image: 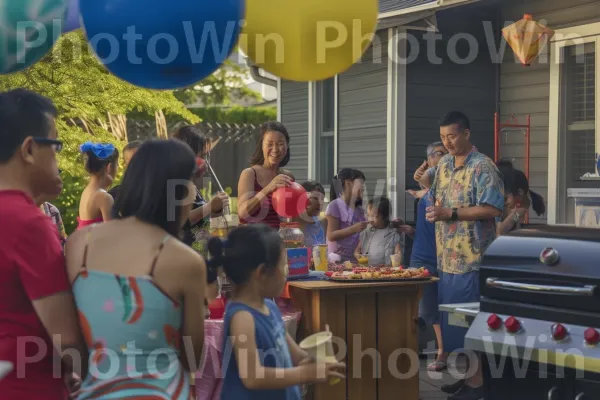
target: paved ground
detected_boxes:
[419,357,467,400]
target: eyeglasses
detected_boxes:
[32,137,63,153]
[429,150,447,158]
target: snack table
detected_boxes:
[288,279,437,400]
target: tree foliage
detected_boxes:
[0,31,200,232]
[173,58,261,106]
[189,105,277,124]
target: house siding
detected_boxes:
[338,30,389,200]
[500,0,600,223]
[404,3,499,222]
[280,80,309,182]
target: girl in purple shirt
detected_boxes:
[325,169,368,263]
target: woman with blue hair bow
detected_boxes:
[77,142,119,230]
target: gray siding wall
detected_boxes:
[280,80,309,182]
[404,3,499,222]
[338,30,389,200]
[500,0,600,223]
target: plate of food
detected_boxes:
[325,266,432,282]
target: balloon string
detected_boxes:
[206,160,229,216]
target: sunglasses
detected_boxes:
[32,137,63,153]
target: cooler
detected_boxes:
[567,188,600,228]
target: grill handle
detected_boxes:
[486,278,596,296]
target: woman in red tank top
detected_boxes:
[238,122,295,230]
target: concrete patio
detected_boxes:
[419,356,468,400]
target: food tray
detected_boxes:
[328,276,432,283]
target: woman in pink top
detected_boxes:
[77,142,119,230]
[325,168,368,263]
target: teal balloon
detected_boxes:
[0,0,67,74]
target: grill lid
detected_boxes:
[480,226,600,316]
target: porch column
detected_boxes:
[386,27,407,221]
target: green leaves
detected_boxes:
[173,58,261,107]
[0,31,203,233]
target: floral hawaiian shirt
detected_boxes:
[429,148,504,274]
[40,202,67,247]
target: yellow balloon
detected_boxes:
[239,0,378,81]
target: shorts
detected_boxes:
[438,270,480,354]
[411,259,439,325]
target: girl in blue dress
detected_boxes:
[207,224,345,400]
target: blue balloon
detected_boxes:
[63,0,80,33]
[80,0,245,90]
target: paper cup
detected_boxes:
[390,253,402,268]
[299,331,340,385]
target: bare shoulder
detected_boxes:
[230,309,255,332]
[239,167,256,181]
[65,227,89,256]
[163,237,206,279]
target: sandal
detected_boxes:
[427,360,447,371]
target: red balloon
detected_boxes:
[272,182,310,218]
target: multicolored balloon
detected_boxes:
[0,0,67,74]
[63,0,80,33]
[239,0,378,81]
[80,0,245,89]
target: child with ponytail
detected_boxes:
[326,168,368,263]
[77,142,119,230]
[207,224,345,399]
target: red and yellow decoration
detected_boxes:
[502,14,555,66]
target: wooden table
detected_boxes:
[288,279,438,400]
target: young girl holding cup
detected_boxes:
[207,224,345,399]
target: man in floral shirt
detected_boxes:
[421,111,503,400]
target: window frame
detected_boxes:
[308,76,338,187]
[548,22,600,224]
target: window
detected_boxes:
[549,25,600,224]
[317,78,336,185]
[563,42,596,183]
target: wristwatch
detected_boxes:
[450,208,458,221]
[513,212,521,224]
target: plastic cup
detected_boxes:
[390,253,402,268]
[299,331,340,385]
[357,254,369,265]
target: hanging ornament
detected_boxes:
[502,14,555,66]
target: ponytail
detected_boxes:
[530,191,546,216]
[206,238,223,284]
[329,168,366,202]
[207,224,284,286]
[329,174,340,202]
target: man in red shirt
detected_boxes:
[0,89,88,399]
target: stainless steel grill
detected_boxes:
[464,226,600,400]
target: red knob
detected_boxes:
[551,323,568,341]
[585,328,600,345]
[505,316,521,333]
[487,314,503,330]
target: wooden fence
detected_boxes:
[126,119,260,196]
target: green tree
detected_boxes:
[173,58,261,106]
[0,31,200,232]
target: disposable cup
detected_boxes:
[390,253,402,268]
[299,331,340,385]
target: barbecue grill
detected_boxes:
[465,225,600,400]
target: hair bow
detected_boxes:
[80,142,115,160]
